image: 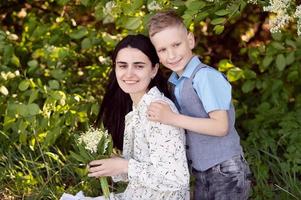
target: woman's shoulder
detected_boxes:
[147,87,179,113]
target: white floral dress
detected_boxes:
[112,86,189,200]
[60,87,189,200]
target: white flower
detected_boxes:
[263,0,294,33]
[147,1,161,11]
[268,13,292,33]
[78,126,108,154]
[263,0,290,14]
[295,5,301,18]
[294,5,301,36]
[247,0,257,4]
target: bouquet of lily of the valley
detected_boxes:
[70,125,113,199]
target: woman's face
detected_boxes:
[115,47,158,105]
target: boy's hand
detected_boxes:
[147,101,174,124]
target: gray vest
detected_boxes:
[171,63,243,171]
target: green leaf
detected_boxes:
[195,12,209,21]
[123,17,142,30]
[276,54,286,71]
[285,52,295,66]
[100,177,110,198]
[262,55,273,68]
[215,9,230,16]
[97,136,106,154]
[27,103,41,116]
[69,27,88,40]
[81,38,92,49]
[70,151,87,163]
[45,152,60,161]
[44,127,61,148]
[243,69,257,79]
[242,80,255,93]
[19,130,27,145]
[95,2,105,20]
[3,45,13,65]
[285,39,296,48]
[211,17,226,25]
[213,25,224,34]
[226,67,244,82]
[27,60,38,68]
[287,70,299,81]
[18,80,30,91]
[28,90,39,104]
[271,32,283,41]
[48,80,60,90]
[80,0,92,7]
[55,0,70,5]
[271,42,285,50]
[218,59,234,72]
[50,69,65,80]
[185,0,206,10]
[106,134,113,156]
[78,144,93,161]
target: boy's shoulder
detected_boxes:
[194,65,224,79]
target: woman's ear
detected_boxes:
[187,32,195,49]
[151,63,159,78]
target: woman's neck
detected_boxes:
[130,90,148,107]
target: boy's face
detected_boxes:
[150,25,195,76]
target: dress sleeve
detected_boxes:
[127,120,189,191]
[112,173,128,182]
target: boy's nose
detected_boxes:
[167,49,176,60]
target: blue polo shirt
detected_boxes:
[168,56,232,113]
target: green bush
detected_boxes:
[0,0,300,199]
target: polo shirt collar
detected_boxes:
[168,55,201,85]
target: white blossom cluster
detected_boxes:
[147,1,161,11]
[247,0,258,4]
[78,126,108,154]
[295,5,301,35]
[263,0,293,33]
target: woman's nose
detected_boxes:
[125,66,134,77]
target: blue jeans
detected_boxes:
[192,155,251,200]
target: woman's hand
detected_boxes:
[88,157,128,178]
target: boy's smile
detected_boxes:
[150,25,195,76]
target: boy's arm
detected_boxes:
[147,101,228,137]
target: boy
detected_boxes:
[147,10,251,200]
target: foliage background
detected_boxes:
[0,0,300,199]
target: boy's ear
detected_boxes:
[187,32,195,49]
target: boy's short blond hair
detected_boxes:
[148,10,186,37]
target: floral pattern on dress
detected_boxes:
[113,86,189,200]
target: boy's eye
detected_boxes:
[158,48,166,53]
[174,42,181,47]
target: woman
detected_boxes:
[61,34,189,200]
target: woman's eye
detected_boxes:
[117,65,127,69]
[136,65,144,69]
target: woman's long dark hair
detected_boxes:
[96,34,170,150]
